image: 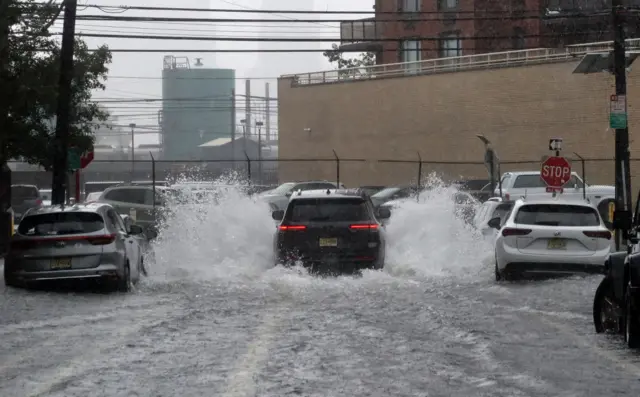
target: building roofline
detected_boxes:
[280,38,640,86]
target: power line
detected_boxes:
[53,3,592,16]
[36,45,590,53]
[68,14,595,23]
[55,31,607,42]
[107,75,280,80]
[68,23,339,34]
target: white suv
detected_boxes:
[490,198,612,281]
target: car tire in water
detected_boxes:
[115,263,131,292]
[593,278,619,334]
[494,256,503,282]
[625,282,640,348]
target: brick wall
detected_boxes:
[277,60,640,190]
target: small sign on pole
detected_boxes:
[549,138,563,151]
[610,94,628,129]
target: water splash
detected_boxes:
[145,173,492,287]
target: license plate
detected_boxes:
[51,258,72,270]
[547,239,567,250]
[319,238,338,247]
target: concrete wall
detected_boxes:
[277,60,640,189]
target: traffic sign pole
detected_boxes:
[612,0,633,251]
[545,138,567,197]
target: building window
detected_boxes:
[511,0,525,14]
[400,39,421,63]
[439,32,461,57]
[398,0,420,12]
[438,0,458,10]
[512,27,525,50]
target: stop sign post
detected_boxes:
[541,156,572,193]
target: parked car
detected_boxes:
[258,181,346,212]
[4,203,146,291]
[491,197,612,281]
[11,184,43,224]
[97,184,181,235]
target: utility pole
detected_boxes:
[51,0,78,205]
[0,0,11,163]
[265,82,271,143]
[129,123,136,181]
[612,0,633,250]
[245,79,251,140]
[230,88,236,169]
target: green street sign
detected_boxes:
[67,148,81,171]
[610,113,628,129]
[610,94,628,129]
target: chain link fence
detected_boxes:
[8,155,636,197]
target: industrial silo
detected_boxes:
[161,56,235,161]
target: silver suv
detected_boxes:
[98,185,178,235]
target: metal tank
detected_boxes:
[161,56,235,161]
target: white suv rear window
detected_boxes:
[515,204,600,227]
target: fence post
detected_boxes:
[416,151,422,202]
[244,151,251,181]
[332,149,340,187]
[573,152,586,200]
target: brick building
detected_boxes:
[339,0,639,64]
[276,39,640,189]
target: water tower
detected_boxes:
[161,55,236,161]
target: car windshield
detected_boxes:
[18,212,104,236]
[271,182,296,195]
[512,174,583,189]
[514,204,600,226]
[287,198,370,222]
[371,187,403,199]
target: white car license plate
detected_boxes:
[547,239,567,250]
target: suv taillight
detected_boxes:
[278,225,306,231]
[87,234,117,245]
[583,230,612,239]
[501,228,531,237]
[349,224,378,230]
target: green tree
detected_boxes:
[322,44,375,78]
[1,0,112,169]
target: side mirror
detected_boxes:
[146,228,158,240]
[377,207,391,220]
[120,215,133,230]
[129,224,144,235]
[272,210,284,221]
[487,216,502,230]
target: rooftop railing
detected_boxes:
[281,38,640,86]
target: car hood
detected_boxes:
[587,185,615,194]
[380,198,407,208]
[258,193,283,201]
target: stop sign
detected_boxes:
[541,156,572,188]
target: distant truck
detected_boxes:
[493,171,614,202]
[493,171,616,227]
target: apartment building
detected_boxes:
[339,0,638,64]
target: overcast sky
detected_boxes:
[53,0,372,145]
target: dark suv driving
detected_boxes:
[271,188,391,274]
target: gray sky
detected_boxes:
[54,0,372,145]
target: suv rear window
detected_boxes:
[18,212,105,236]
[515,204,600,227]
[287,198,371,222]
